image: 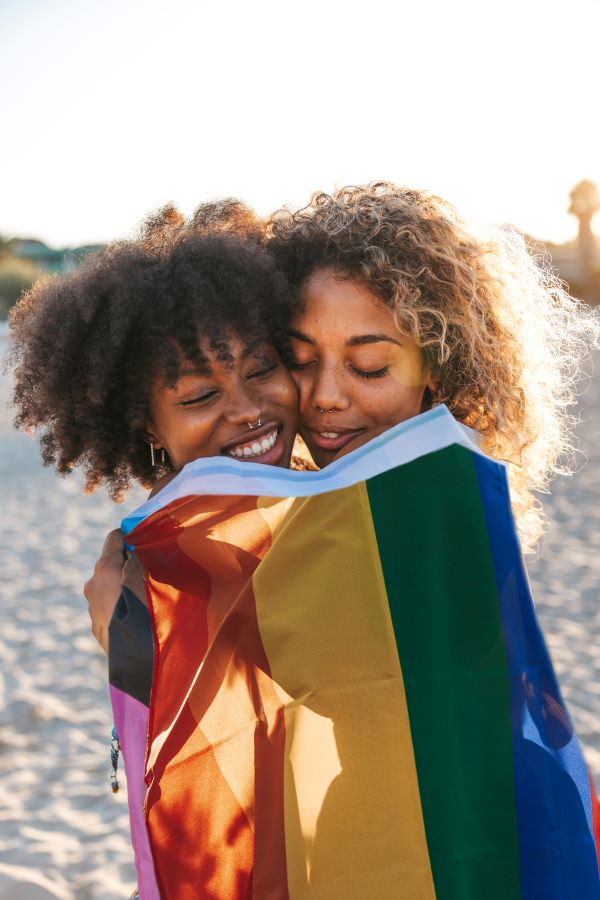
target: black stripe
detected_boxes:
[108,586,153,707]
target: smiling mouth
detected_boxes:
[222,424,285,464]
[226,426,278,458]
[306,427,366,452]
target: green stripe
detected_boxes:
[366,444,521,900]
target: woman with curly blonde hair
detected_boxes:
[74,187,600,896]
[268,182,599,551]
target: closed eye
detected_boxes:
[288,359,314,370]
[179,390,218,406]
[350,365,389,379]
[248,362,278,379]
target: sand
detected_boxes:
[526,357,600,781]
[0,324,146,898]
[0,321,598,898]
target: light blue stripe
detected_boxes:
[122,405,485,534]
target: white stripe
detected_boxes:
[122,406,492,533]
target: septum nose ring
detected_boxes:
[247,418,262,430]
[318,408,334,414]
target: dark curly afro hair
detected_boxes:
[8,200,292,498]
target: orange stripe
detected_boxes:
[146,702,254,898]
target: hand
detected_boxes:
[84,529,126,655]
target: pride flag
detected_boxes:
[110,406,600,899]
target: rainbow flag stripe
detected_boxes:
[112,406,600,899]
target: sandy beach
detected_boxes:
[0,321,599,899]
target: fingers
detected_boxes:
[90,619,108,655]
[83,576,93,604]
[92,530,127,580]
[100,528,126,563]
[83,574,110,655]
[84,529,127,656]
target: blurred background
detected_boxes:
[1,0,599,897]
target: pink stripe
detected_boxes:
[109,685,160,900]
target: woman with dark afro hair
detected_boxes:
[9,200,305,900]
[8,200,299,502]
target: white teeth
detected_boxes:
[227,428,279,459]
[321,432,339,438]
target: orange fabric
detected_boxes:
[133,495,289,899]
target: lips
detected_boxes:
[221,422,286,466]
[305,425,366,453]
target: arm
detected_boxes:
[84,529,127,654]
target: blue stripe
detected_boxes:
[473,452,600,899]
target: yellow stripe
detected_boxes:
[253,484,436,900]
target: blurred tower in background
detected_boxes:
[569,179,600,279]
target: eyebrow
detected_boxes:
[241,338,269,358]
[177,339,269,376]
[177,363,212,377]
[288,328,401,348]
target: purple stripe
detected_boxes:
[473,453,600,899]
[109,685,160,900]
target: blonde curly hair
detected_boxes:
[268,182,600,551]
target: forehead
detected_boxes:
[294,270,397,333]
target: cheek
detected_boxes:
[356,381,426,425]
[293,371,315,408]
[386,383,428,421]
[269,372,300,416]
[389,343,430,388]
[173,418,210,454]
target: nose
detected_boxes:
[223,382,264,426]
[308,362,350,413]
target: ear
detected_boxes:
[419,377,437,413]
[423,360,437,395]
[143,426,163,451]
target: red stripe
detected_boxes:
[146,702,254,898]
[131,494,289,898]
[589,770,600,874]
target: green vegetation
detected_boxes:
[0,255,41,319]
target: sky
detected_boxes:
[1,0,599,247]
